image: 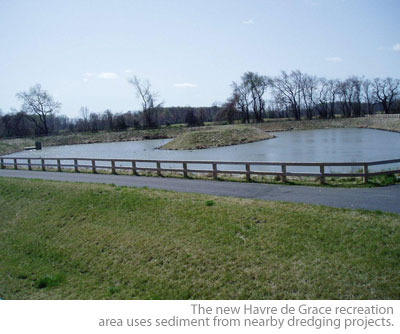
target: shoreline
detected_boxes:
[1,117,400,156]
[156,134,276,150]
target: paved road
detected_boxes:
[1,169,399,214]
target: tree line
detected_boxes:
[224,71,400,123]
[1,72,399,139]
[0,82,218,138]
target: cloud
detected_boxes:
[174,83,197,88]
[325,57,344,63]
[242,19,254,25]
[82,72,96,82]
[98,72,119,79]
[393,43,400,52]
[82,71,120,82]
[124,69,133,73]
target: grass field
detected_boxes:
[1,177,399,299]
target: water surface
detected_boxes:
[5,128,400,173]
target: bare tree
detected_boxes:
[232,81,251,123]
[315,78,330,119]
[337,79,353,118]
[271,71,303,120]
[361,79,375,115]
[102,109,114,130]
[314,78,339,119]
[128,76,162,128]
[347,76,363,117]
[242,72,269,122]
[300,73,318,120]
[327,79,340,118]
[79,106,90,132]
[216,94,239,124]
[372,77,400,114]
[89,113,100,132]
[16,84,61,135]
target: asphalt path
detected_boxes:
[1,169,399,214]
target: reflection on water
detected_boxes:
[5,128,400,173]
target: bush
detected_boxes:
[370,173,397,186]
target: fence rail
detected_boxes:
[1,156,400,184]
[367,114,400,118]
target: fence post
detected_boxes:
[91,159,96,174]
[281,164,287,182]
[111,160,116,174]
[0,158,4,169]
[183,162,188,178]
[28,159,32,170]
[320,165,325,184]
[363,163,369,183]
[57,159,61,172]
[74,159,79,172]
[132,161,137,175]
[245,163,251,182]
[41,158,45,171]
[14,158,18,170]
[157,161,162,176]
[212,163,218,179]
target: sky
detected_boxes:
[0,0,399,117]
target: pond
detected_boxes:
[5,128,400,173]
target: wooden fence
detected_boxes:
[367,114,400,118]
[1,156,400,184]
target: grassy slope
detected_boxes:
[0,137,36,156]
[0,127,183,156]
[1,177,399,300]
[160,125,274,150]
[254,116,400,132]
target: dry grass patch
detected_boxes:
[160,125,274,150]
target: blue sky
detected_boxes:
[0,0,399,117]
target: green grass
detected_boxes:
[160,125,274,150]
[1,177,400,299]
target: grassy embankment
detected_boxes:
[0,127,182,156]
[255,115,400,133]
[1,116,399,156]
[1,177,400,299]
[160,125,274,150]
